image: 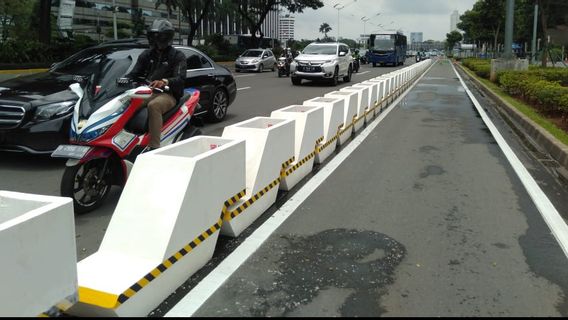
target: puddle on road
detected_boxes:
[420,165,446,178]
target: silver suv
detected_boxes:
[290,42,353,86]
[235,48,277,73]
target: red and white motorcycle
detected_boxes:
[52,76,201,214]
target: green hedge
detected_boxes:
[498,71,568,114]
[462,58,491,79]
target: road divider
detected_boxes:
[0,59,435,317]
[221,117,294,237]
[271,105,324,191]
[0,191,77,317]
[340,86,370,130]
[303,97,345,161]
[66,136,246,317]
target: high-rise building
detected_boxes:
[450,10,459,32]
[279,14,295,44]
[410,32,423,44]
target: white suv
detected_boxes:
[290,42,353,86]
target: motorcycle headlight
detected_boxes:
[79,124,111,142]
[33,101,75,121]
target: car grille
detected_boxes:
[0,104,25,129]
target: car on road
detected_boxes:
[290,42,353,86]
[0,39,237,154]
[235,48,277,73]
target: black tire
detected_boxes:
[343,65,352,83]
[61,159,113,214]
[181,125,202,140]
[292,77,302,85]
[207,88,229,122]
[258,64,264,73]
[235,69,241,73]
[330,67,339,86]
[372,62,377,68]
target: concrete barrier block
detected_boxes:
[221,117,294,237]
[324,90,358,138]
[271,105,323,191]
[68,136,246,316]
[0,191,77,317]
[340,86,369,131]
[303,97,344,164]
[354,82,379,119]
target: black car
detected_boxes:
[0,39,237,154]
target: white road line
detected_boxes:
[234,74,255,78]
[237,87,251,91]
[354,71,370,75]
[451,61,568,259]
[165,61,436,318]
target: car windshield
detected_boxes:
[242,50,263,57]
[302,45,337,55]
[51,47,144,76]
[373,39,395,51]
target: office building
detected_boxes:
[279,14,295,43]
[410,32,423,44]
[450,10,459,32]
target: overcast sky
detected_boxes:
[289,0,477,42]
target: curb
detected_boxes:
[455,62,568,177]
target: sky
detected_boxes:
[290,0,477,42]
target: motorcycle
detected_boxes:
[277,57,290,77]
[51,73,202,214]
[353,57,360,73]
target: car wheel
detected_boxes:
[372,62,377,68]
[258,64,264,73]
[207,88,229,122]
[330,67,339,86]
[343,65,352,83]
[292,77,302,85]
[235,69,241,73]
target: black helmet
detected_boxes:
[147,19,175,50]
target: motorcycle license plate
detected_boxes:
[51,145,92,159]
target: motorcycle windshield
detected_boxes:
[78,49,143,118]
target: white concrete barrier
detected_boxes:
[353,81,379,119]
[221,117,294,237]
[271,105,324,191]
[303,97,344,164]
[68,136,246,317]
[323,90,358,138]
[0,191,77,317]
[340,86,369,132]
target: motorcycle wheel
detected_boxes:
[61,158,113,214]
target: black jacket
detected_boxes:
[126,46,187,101]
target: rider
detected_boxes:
[353,49,361,61]
[121,19,187,151]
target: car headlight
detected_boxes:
[252,59,260,63]
[324,60,334,64]
[33,101,75,121]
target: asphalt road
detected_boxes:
[0,60,408,261]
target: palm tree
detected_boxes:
[319,22,332,39]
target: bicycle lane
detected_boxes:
[167,60,568,317]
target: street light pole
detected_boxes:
[333,4,344,43]
[503,0,515,59]
[531,1,539,64]
[112,0,117,40]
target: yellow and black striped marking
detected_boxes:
[224,177,282,221]
[78,217,226,309]
[281,152,315,177]
[281,156,295,170]
[222,189,247,216]
[317,124,343,153]
[114,218,224,306]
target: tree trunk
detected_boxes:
[39,0,52,45]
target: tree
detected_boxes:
[155,0,215,46]
[319,22,331,39]
[131,8,146,38]
[445,30,463,51]
[457,0,505,53]
[228,0,324,48]
[0,0,33,42]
